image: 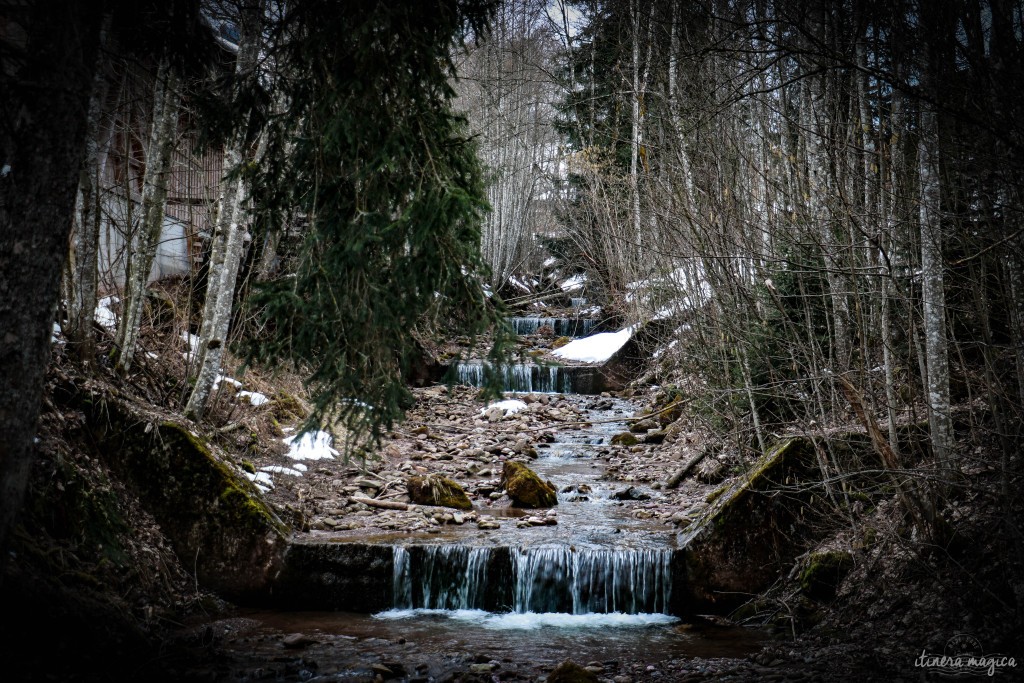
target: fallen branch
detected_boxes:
[664,448,709,489]
[348,496,409,511]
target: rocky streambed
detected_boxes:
[259,386,716,540]
[180,384,811,682]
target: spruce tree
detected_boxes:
[242,0,508,445]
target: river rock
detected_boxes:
[282,633,317,649]
[610,432,638,447]
[501,461,558,508]
[547,660,599,682]
[629,418,658,433]
[406,475,472,510]
[643,430,667,445]
[610,486,650,501]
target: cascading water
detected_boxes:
[453,362,592,394]
[391,545,673,615]
[392,545,495,611]
[509,317,596,337]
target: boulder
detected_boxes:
[406,475,472,510]
[799,550,854,600]
[609,432,638,447]
[501,461,558,508]
[79,392,287,601]
[610,486,650,501]
[681,437,820,613]
[643,430,667,445]
[628,418,659,433]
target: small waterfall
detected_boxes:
[509,317,596,337]
[512,547,672,614]
[570,297,588,308]
[393,545,502,611]
[392,545,673,615]
[452,362,587,394]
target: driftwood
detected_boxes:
[664,449,709,489]
[348,496,409,511]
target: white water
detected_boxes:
[375,608,678,630]
[390,544,674,615]
[453,362,578,393]
[509,317,596,337]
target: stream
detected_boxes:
[203,384,771,681]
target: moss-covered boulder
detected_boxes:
[800,550,853,600]
[501,461,558,508]
[86,397,287,601]
[406,475,472,510]
[681,437,820,613]
[546,660,599,682]
[610,432,638,447]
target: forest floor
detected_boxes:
[2,296,1022,682]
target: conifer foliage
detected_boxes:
[243,0,504,443]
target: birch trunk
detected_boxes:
[185,1,264,419]
[918,109,954,473]
[114,61,179,373]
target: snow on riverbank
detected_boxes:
[552,326,635,364]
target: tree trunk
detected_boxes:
[0,1,102,562]
[185,0,264,420]
[918,109,954,474]
[115,61,180,373]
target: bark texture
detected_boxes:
[185,0,264,419]
[115,61,180,373]
[0,1,102,559]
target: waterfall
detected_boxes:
[452,363,581,393]
[392,545,673,614]
[509,317,596,337]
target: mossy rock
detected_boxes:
[85,396,287,600]
[799,550,853,600]
[628,418,658,433]
[406,475,472,510]
[501,461,558,508]
[610,432,638,447]
[681,437,820,613]
[546,660,598,682]
[551,336,572,349]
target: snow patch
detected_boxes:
[95,296,118,329]
[238,390,269,406]
[181,331,201,357]
[283,430,338,460]
[559,273,587,292]
[243,470,274,492]
[480,399,528,417]
[213,374,243,391]
[51,322,63,344]
[552,326,635,364]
